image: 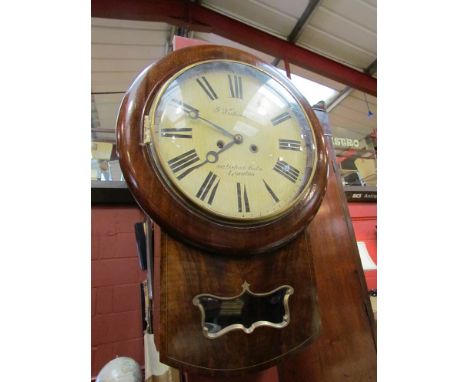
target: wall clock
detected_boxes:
[117,45,328,376]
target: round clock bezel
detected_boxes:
[117,45,328,255]
[146,59,317,225]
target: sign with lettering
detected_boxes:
[345,190,377,202]
[332,137,360,149]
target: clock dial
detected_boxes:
[147,60,317,222]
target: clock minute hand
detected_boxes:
[173,100,235,139]
[196,115,236,139]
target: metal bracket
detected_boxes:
[143,115,151,144]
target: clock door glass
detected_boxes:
[148,60,317,222]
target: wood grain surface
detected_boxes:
[277,138,377,382]
[156,230,321,376]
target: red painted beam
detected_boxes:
[91,0,377,96]
[91,0,211,31]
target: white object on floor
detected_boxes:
[144,333,169,378]
[357,241,377,270]
[96,356,142,382]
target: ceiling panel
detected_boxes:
[329,113,374,137]
[361,0,377,8]
[320,0,376,33]
[252,0,310,18]
[327,87,377,145]
[328,90,377,140]
[201,0,300,38]
[347,89,377,106]
[199,0,376,73]
[341,92,377,112]
[295,0,376,70]
[330,104,376,129]
[297,25,375,69]
[308,7,376,54]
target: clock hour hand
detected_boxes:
[176,137,240,180]
[172,99,235,139]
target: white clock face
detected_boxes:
[147,60,318,222]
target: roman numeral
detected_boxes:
[228,74,243,99]
[167,149,200,179]
[263,179,280,203]
[236,183,250,213]
[279,139,301,151]
[273,160,300,183]
[196,76,218,101]
[271,112,291,126]
[196,171,220,205]
[161,128,192,139]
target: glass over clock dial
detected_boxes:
[147,60,318,222]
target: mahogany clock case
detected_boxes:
[156,228,322,376]
[116,45,328,255]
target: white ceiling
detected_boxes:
[298,0,377,69]
[91,0,376,144]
